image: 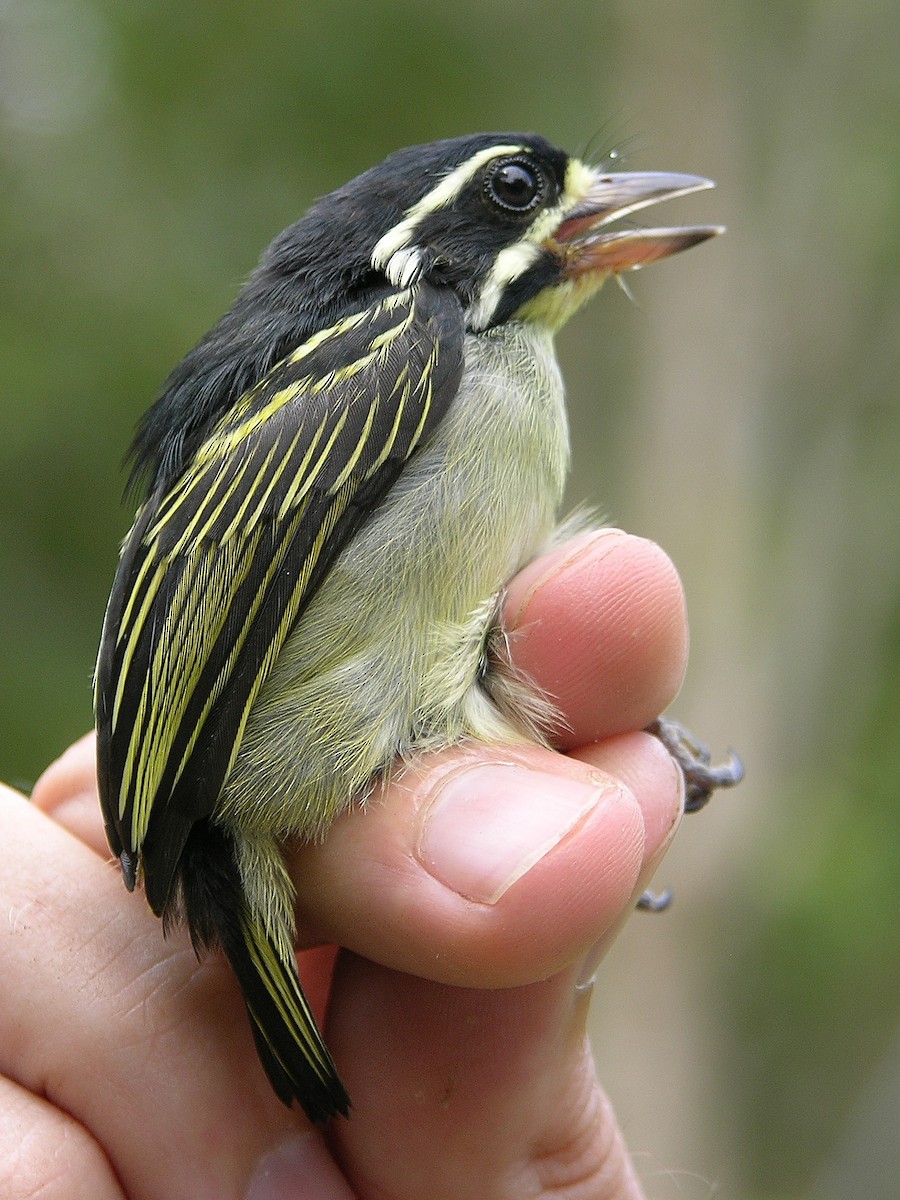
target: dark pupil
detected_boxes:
[491,162,539,210]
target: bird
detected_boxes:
[95,132,725,1122]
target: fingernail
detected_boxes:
[417,761,620,904]
[247,1133,350,1200]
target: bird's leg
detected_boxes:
[636,715,744,912]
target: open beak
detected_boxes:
[552,171,724,276]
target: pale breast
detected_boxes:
[220,321,570,836]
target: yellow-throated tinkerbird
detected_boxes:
[95,133,739,1122]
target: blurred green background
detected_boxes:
[2,1,898,1195]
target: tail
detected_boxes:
[178,821,350,1122]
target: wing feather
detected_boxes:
[96,283,464,912]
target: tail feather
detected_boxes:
[232,908,350,1118]
[178,820,350,1122]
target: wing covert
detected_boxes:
[95,283,464,912]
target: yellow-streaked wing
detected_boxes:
[95,283,464,914]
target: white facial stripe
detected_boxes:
[374,151,600,329]
[383,246,425,289]
[467,158,599,328]
[371,143,524,272]
[465,240,544,330]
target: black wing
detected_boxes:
[95,282,465,913]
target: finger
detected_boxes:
[31,732,107,857]
[0,1075,125,1200]
[572,731,683,873]
[34,726,682,990]
[293,732,682,987]
[0,782,340,1200]
[319,737,677,1198]
[504,529,688,749]
[327,957,647,1200]
[33,531,683,854]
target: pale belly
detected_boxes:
[219,322,570,838]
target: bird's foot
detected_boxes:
[646,715,744,813]
[636,715,744,912]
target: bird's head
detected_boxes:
[266,132,722,334]
[133,134,720,491]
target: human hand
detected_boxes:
[2,528,687,1200]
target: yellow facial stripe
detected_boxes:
[563,158,596,205]
[465,241,544,330]
[522,157,595,245]
[467,157,599,330]
[373,145,601,328]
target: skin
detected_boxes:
[0,528,688,1200]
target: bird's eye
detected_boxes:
[485,159,544,214]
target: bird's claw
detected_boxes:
[636,887,673,913]
[646,715,744,813]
